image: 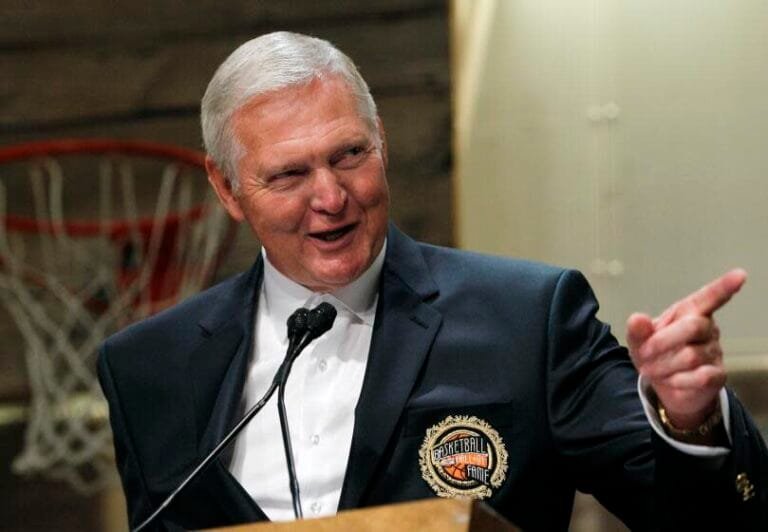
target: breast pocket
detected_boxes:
[404,402,516,437]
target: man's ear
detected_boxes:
[376,116,388,168]
[205,156,245,222]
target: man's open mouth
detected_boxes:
[309,223,357,242]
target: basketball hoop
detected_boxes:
[0,138,237,493]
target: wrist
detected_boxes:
[663,397,719,430]
[657,399,725,445]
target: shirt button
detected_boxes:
[311,502,322,515]
[311,434,320,445]
[318,359,327,372]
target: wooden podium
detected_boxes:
[206,499,519,531]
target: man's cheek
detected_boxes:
[358,181,388,207]
[271,202,308,231]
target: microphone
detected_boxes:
[307,302,337,337]
[283,302,337,368]
[132,305,331,532]
[286,307,310,356]
[277,302,337,519]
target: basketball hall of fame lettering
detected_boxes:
[419,415,508,499]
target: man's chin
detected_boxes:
[302,264,367,292]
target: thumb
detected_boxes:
[626,313,654,355]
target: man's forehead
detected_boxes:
[233,77,374,144]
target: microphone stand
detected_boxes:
[277,352,302,519]
[277,302,338,520]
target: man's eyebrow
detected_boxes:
[261,159,310,176]
[333,136,373,151]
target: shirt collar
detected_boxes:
[261,240,386,327]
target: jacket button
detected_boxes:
[735,472,755,502]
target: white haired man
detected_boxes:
[99,32,767,531]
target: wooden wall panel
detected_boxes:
[2,15,449,130]
[1,0,443,46]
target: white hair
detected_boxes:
[201,31,379,189]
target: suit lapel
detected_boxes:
[184,257,267,521]
[338,225,442,509]
[190,258,262,454]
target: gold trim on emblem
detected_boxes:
[419,415,508,499]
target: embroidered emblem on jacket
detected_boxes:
[419,415,508,499]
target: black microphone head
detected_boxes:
[307,302,337,335]
[287,307,309,338]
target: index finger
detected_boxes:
[684,268,747,316]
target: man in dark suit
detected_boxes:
[98,32,767,531]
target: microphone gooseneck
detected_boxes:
[132,305,329,532]
[278,302,337,519]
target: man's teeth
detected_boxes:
[315,227,348,241]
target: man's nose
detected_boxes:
[310,168,347,214]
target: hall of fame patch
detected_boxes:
[419,415,508,500]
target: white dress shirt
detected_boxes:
[229,243,385,521]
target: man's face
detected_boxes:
[208,76,390,292]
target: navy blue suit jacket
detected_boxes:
[99,225,767,531]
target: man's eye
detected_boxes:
[271,168,306,181]
[333,146,369,168]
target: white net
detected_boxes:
[0,146,234,493]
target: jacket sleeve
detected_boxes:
[544,269,767,531]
